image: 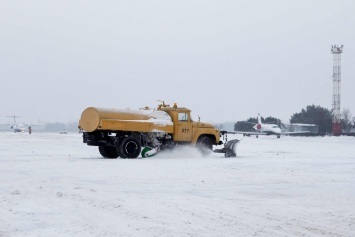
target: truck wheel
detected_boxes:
[98,146,119,158]
[118,137,141,159]
[197,136,213,156]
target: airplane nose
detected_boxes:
[256,124,261,129]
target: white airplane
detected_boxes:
[4,116,42,133]
[235,114,309,138]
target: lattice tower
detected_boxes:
[331,45,343,136]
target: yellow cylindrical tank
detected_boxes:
[79,107,173,132]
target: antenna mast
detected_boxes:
[331,44,343,136]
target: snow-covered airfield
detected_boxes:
[1,132,354,237]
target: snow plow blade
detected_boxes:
[213,139,240,157]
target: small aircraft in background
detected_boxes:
[3,115,43,133]
[235,114,309,138]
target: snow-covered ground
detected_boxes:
[0,132,354,237]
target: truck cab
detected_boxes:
[158,103,220,145]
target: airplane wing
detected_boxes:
[227,131,268,135]
[280,131,310,135]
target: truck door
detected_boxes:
[175,112,193,141]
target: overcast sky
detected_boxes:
[1,0,354,125]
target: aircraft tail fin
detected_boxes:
[257,113,262,125]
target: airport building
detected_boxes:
[287,123,319,135]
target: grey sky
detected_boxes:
[1,0,354,124]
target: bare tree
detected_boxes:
[341,108,352,132]
[214,123,224,130]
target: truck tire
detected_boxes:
[118,137,141,159]
[98,146,119,159]
[197,135,213,156]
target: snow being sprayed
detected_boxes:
[154,146,209,159]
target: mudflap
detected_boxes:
[213,139,240,157]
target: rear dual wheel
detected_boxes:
[117,137,141,159]
[98,146,119,159]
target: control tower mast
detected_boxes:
[331,44,343,136]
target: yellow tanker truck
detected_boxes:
[78,102,239,158]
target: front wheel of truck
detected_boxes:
[197,135,213,156]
